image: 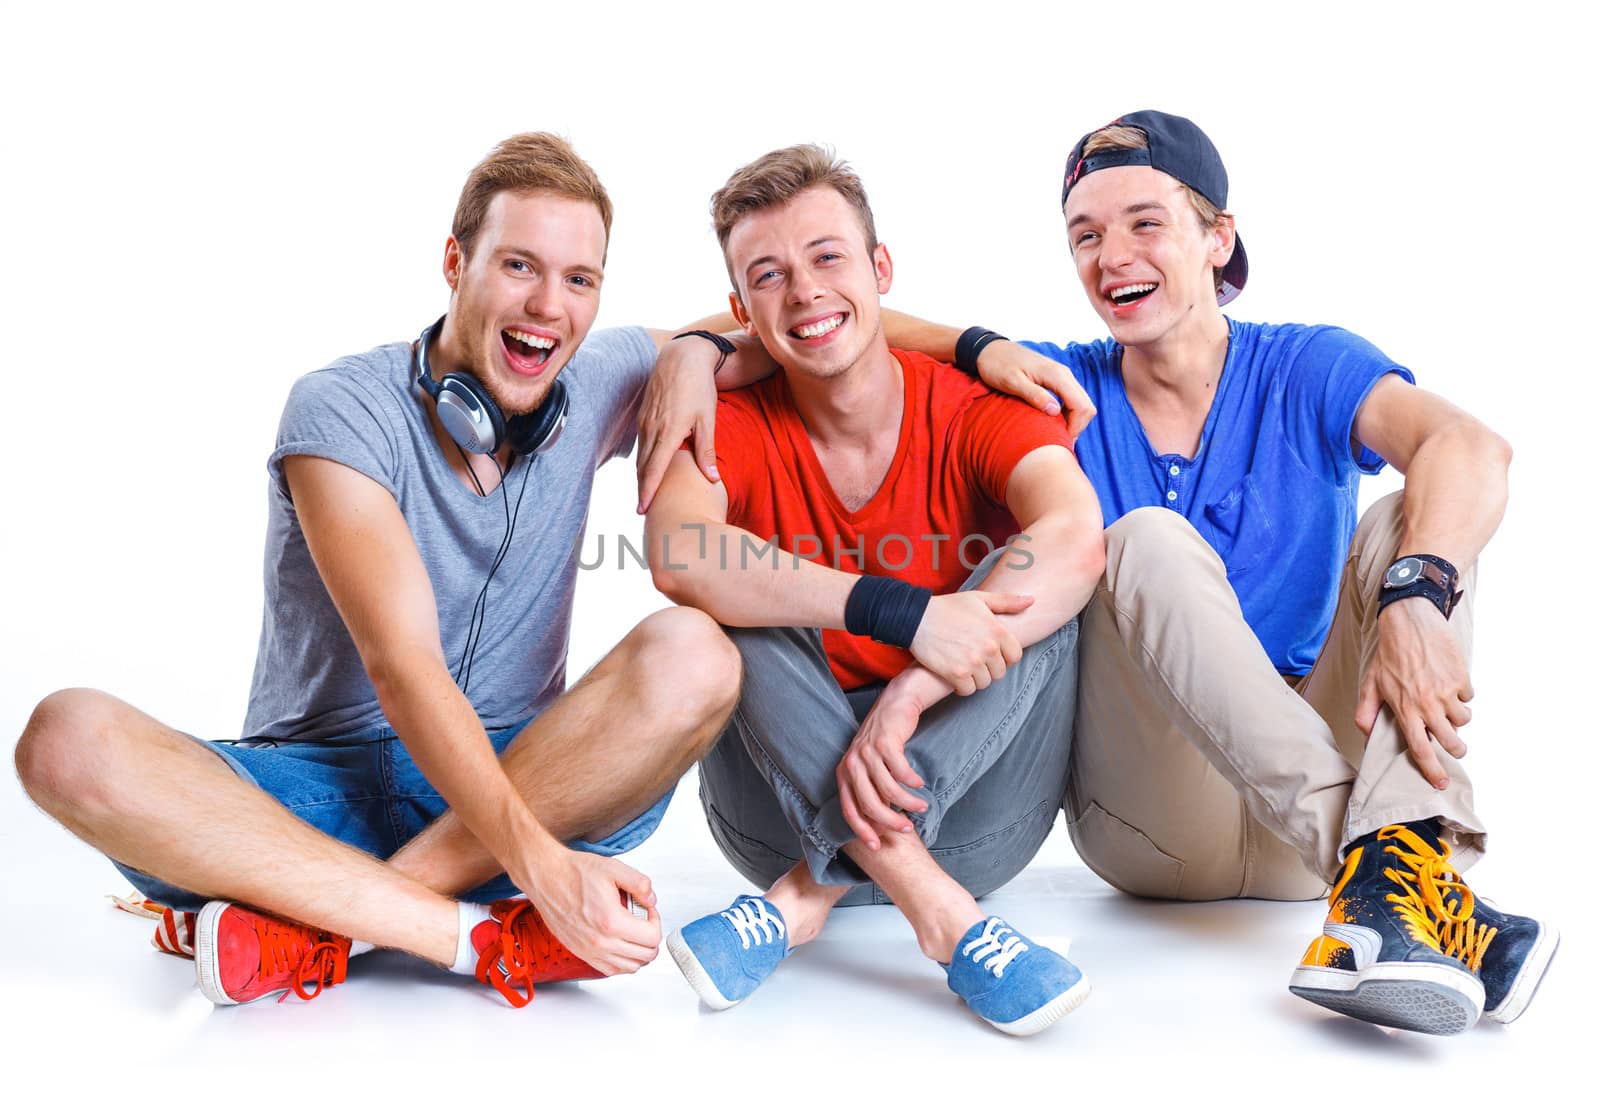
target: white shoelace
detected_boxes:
[961,917,1028,977]
[721,899,786,950]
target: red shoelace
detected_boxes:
[473,900,599,1008]
[253,916,349,1002]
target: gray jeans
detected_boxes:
[699,560,1079,905]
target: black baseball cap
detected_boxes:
[1061,110,1248,305]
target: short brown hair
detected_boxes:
[711,145,878,280]
[451,132,613,261]
[1081,126,1226,292]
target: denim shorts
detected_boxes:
[113,723,673,912]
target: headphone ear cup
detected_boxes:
[505,379,569,456]
[435,373,506,454]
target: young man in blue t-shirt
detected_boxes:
[636,111,1556,1037]
[891,111,1556,1037]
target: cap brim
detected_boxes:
[1217,234,1248,306]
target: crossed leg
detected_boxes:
[15,607,739,967]
[703,606,1077,962]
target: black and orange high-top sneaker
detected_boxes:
[1410,836,1561,1026]
[1289,822,1483,1035]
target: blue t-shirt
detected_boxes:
[1022,319,1412,674]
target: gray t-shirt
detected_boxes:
[243,326,656,742]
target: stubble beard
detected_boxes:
[459,326,552,418]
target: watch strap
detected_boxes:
[1378,553,1463,620]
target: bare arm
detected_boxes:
[644,449,858,628]
[880,309,1097,445]
[839,444,1107,846]
[283,455,657,973]
[635,306,1101,513]
[645,449,1037,694]
[635,313,778,514]
[1348,376,1514,788]
[1354,374,1513,568]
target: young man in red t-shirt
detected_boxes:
[645,146,1104,1036]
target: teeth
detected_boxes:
[1109,283,1157,301]
[507,329,555,350]
[792,314,844,339]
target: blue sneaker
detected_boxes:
[666,895,789,1009]
[945,916,1090,1036]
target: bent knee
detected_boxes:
[1102,508,1222,596]
[626,607,742,723]
[16,688,126,810]
[1348,490,1406,582]
[1104,506,1198,557]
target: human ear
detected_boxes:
[729,290,755,335]
[873,243,894,294]
[443,237,463,290]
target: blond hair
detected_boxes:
[451,133,613,261]
[711,145,877,283]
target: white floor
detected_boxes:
[3,762,1579,1092]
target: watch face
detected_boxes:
[1385,559,1422,588]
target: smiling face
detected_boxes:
[1063,165,1235,348]
[438,189,606,417]
[724,185,893,382]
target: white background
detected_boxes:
[2,1,1594,1089]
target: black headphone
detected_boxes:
[413,316,568,455]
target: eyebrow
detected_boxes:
[1066,202,1169,231]
[742,236,846,280]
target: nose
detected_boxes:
[786,264,824,305]
[525,275,562,320]
[1099,227,1136,272]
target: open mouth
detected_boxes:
[788,312,846,341]
[502,328,557,371]
[1105,283,1157,308]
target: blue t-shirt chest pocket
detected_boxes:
[1199,473,1278,577]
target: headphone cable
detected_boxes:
[454,452,533,693]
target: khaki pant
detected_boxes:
[1067,492,1486,901]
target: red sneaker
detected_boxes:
[471,899,605,1007]
[195,901,351,1005]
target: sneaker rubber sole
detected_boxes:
[194,900,236,1006]
[1289,962,1484,1035]
[666,928,740,1010]
[984,974,1093,1037]
[1484,921,1560,1025]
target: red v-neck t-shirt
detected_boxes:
[712,348,1072,689]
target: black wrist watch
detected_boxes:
[1377,554,1463,619]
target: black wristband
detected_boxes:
[672,329,737,373]
[1378,582,1456,619]
[1377,553,1463,620]
[844,575,932,649]
[953,326,1009,378]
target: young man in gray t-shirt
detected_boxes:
[16,133,741,1008]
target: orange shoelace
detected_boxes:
[1375,824,1498,971]
[253,918,348,1002]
